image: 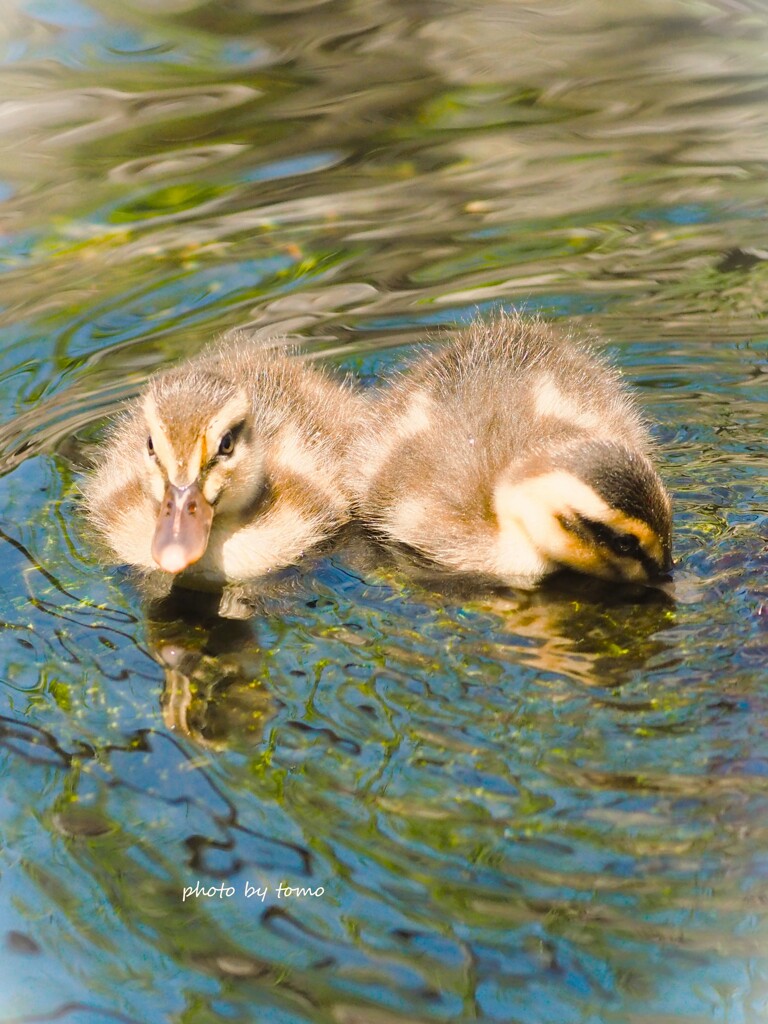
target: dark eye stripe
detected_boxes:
[556,513,591,543]
[575,516,645,561]
[560,514,667,579]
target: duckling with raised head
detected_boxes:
[351,312,672,587]
[84,336,361,587]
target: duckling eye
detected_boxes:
[577,517,644,561]
[218,431,235,457]
[613,533,642,559]
[147,436,155,457]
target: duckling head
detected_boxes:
[141,370,262,575]
[494,440,672,585]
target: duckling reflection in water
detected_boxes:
[336,525,676,692]
[351,312,672,588]
[146,588,278,747]
[83,335,362,589]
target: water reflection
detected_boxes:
[134,527,678,753]
[145,587,279,747]
[342,529,678,688]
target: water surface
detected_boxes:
[0,2,766,1023]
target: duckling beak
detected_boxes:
[151,482,214,574]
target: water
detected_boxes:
[0,1,766,1022]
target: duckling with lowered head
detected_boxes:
[84,335,361,587]
[350,313,672,588]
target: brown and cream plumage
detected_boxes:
[350,312,672,588]
[84,335,362,587]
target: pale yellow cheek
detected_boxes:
[148,462,166,503]
[554,535,610,577]
[202,472,222,505]
[203,467,236,506]
[204,457,264,514]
